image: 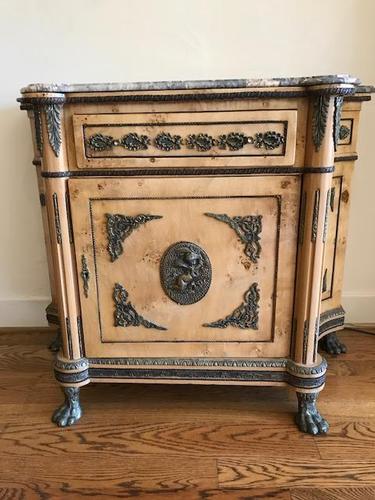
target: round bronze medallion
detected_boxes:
[160,241,212,305]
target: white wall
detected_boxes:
[0,0,374,325]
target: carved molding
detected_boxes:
[54,357,89,372]
[53,355,327,388]
[253,131,285,150]
[154,132,182,151]
[18,87,357,110]
[319,306,345,338]
[88,357,288,368]
[86,366,325,388]
[121,133,150,151]
[322,268,328,293]
[217,132,248,150]
[330,186,335,212]
[203,283,260,329]
[113,283,167,331]
[298,192,307,245]
[80,255,90,298]
[311,189,320,242]
[339,124,351,141]
[34,109,43,155]
[86,130,285,153]
[45,103,63,157]
[312,94,330,152]
[86,133,114,151]
[323,190,330,244]
[333,96,344,151]
[52,193,62,244]
[186,133,214,151]
[302,319,309,364]
[205,213,262,263]
[160,241,212,305]
[106,213,162,262]
[87,356,327,376]
[286,358,327,377]
[41,166,335,179]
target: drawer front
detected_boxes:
[73,110,297,169]
[69,176,300,359]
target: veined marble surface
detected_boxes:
[21,74,361,94]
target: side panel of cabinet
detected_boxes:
[69,175,300,358]
[321,162,353,312]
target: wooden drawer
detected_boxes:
[73,110,297,169]
[69,175,300,359]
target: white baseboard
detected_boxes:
[0,295,374,327]
[0,298,50,327]
[342,292,375,323]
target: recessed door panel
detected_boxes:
[69,175,300,358]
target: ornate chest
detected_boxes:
[18,75,372,434]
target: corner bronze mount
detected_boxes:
[106,213,162,262]
[28,97,65,158]
[113,283,167,331]
[203,282,260,329]
[312,95,330,152]
[205,213,262,263]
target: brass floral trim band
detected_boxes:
[86,130,285,153]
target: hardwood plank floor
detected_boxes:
[0,329,374,498]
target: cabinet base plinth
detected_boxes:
[52,356,328,431]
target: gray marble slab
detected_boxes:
[21,74,361,94]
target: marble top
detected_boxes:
[21,74,361,94]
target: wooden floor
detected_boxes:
[0,329,374,499]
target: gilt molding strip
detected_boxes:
[41,166,335,178]
[298,192,307,245]
[34,109,43,155]
[86,130,285,153]
[333,96,344,151]
[52,193,62,244]
[323,190,330,243]
[302,320,309,364]
[311,189,320,242]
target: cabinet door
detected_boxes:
[69,175,300,359]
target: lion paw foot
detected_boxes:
[320,332,347,355]
[296,393,329,435]
[52,387,82,427]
